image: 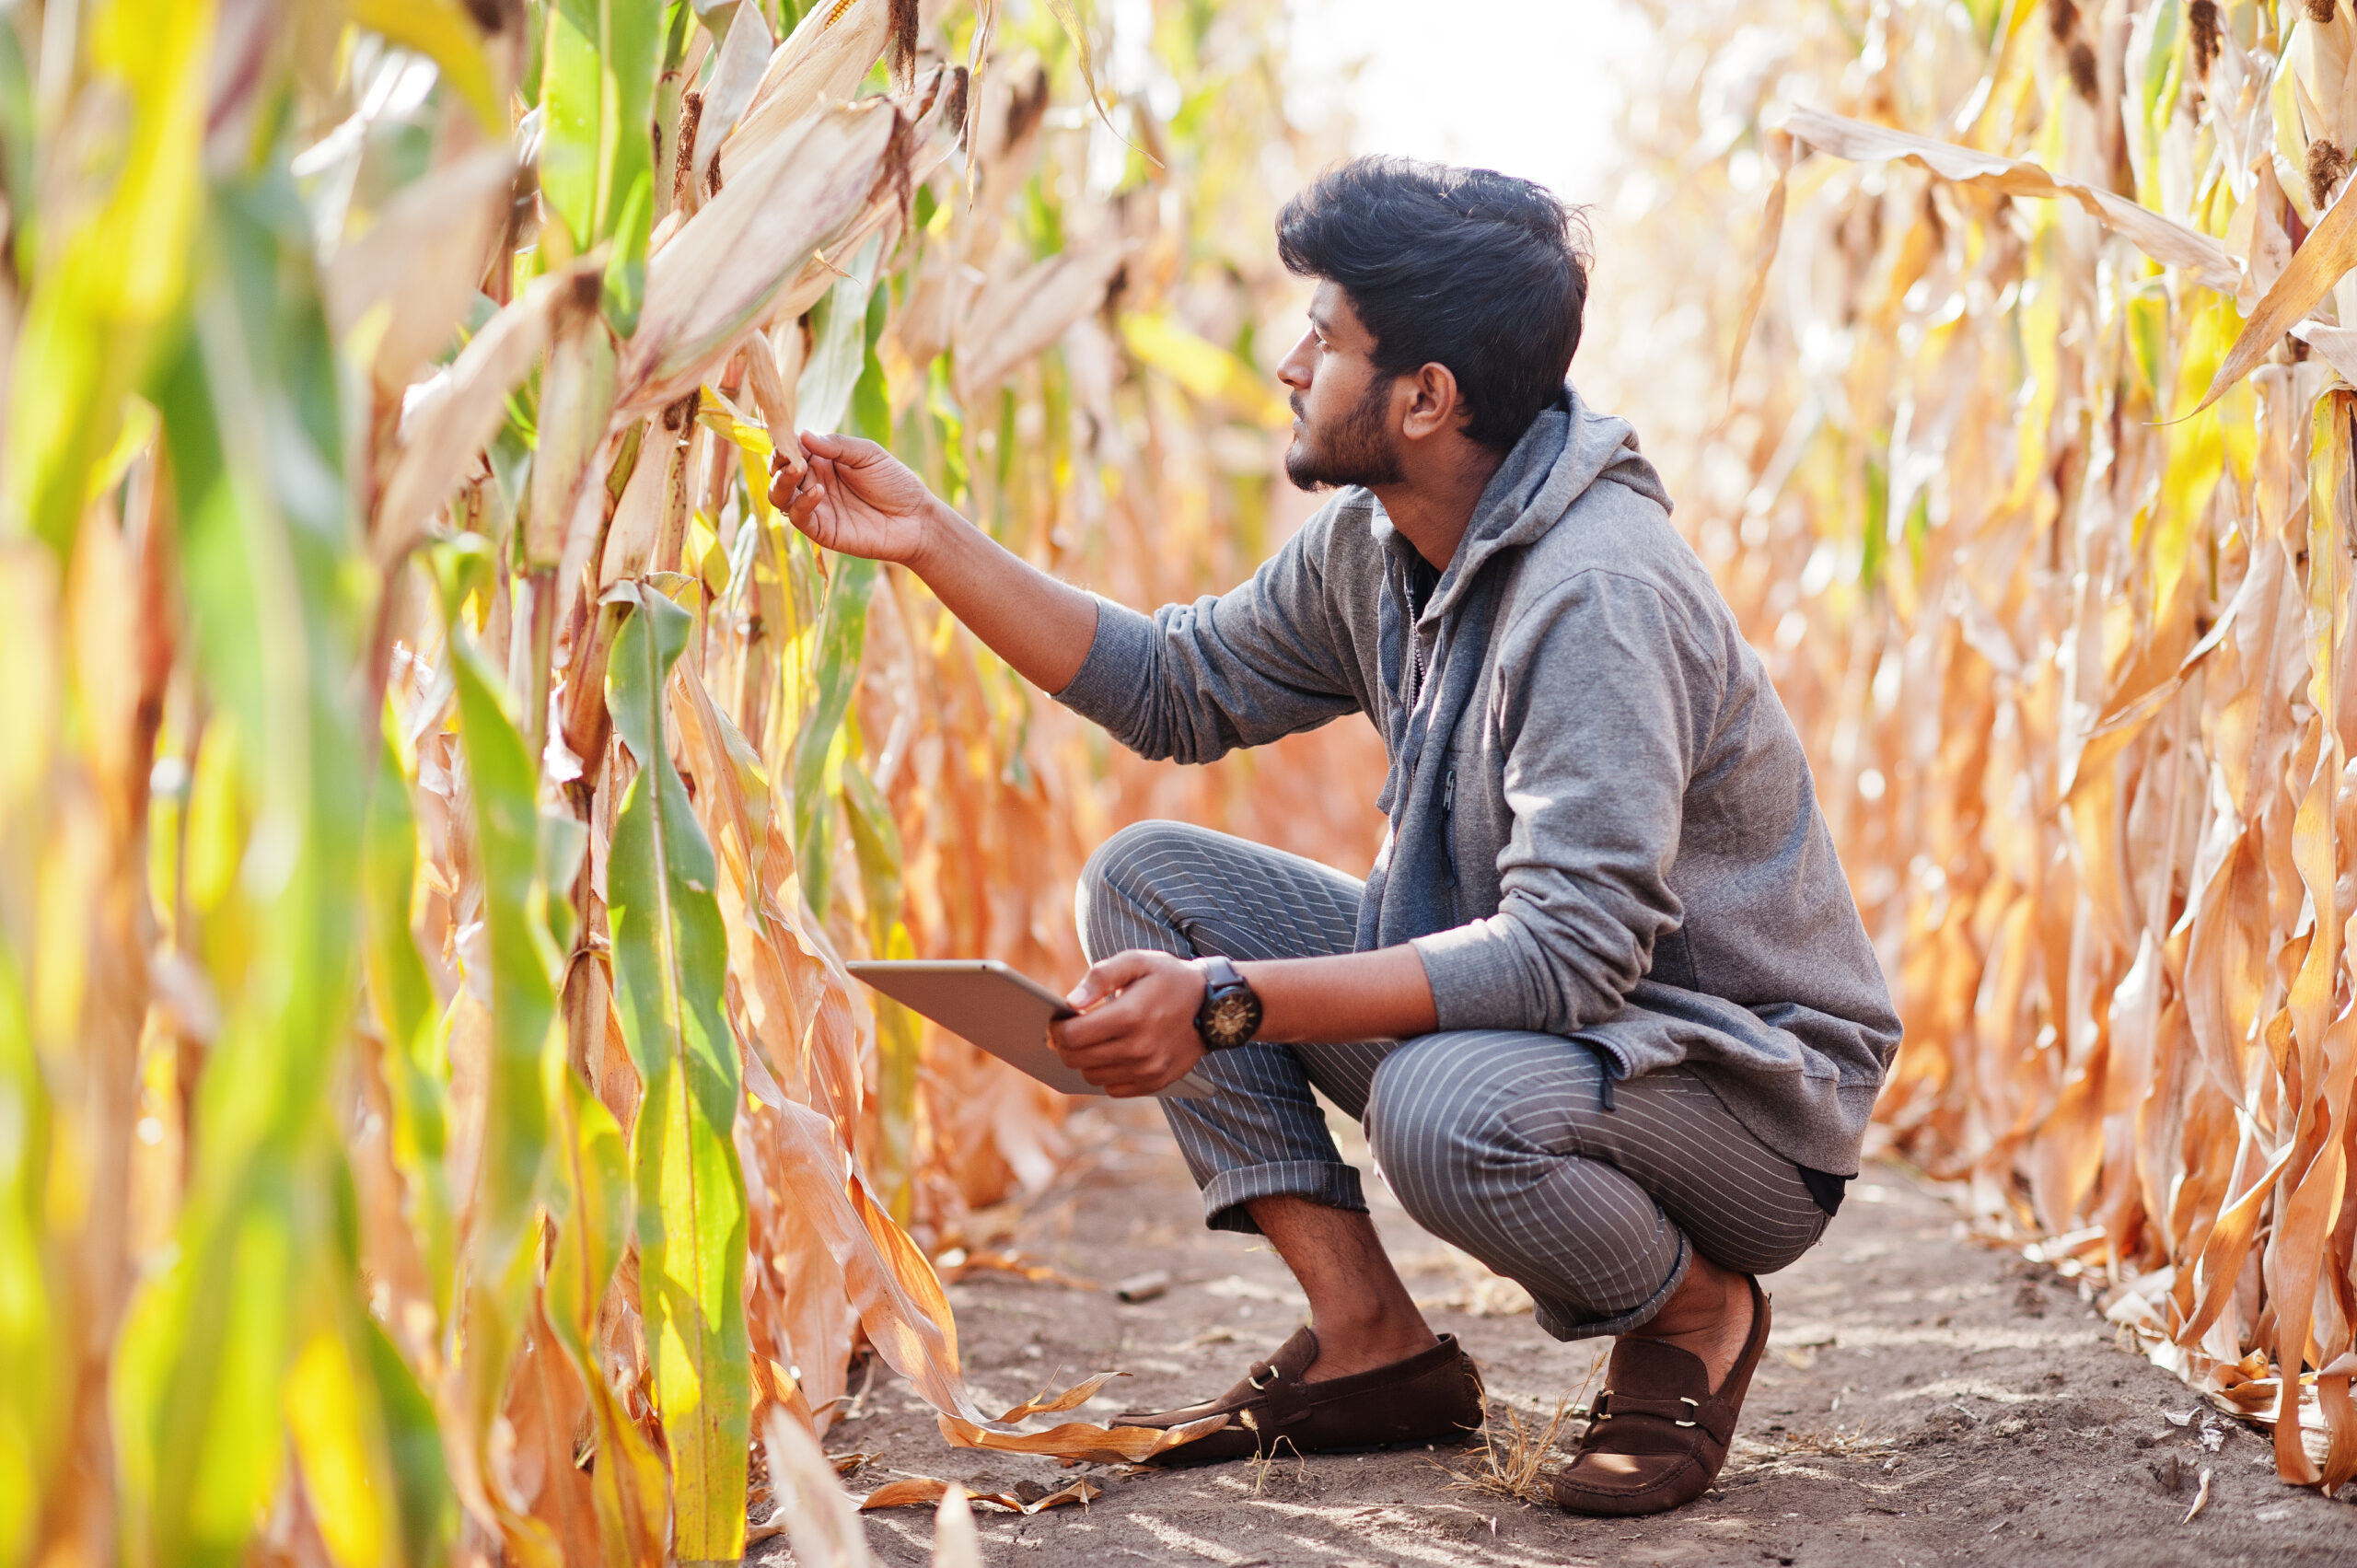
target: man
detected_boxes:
[769,157,1900,1517]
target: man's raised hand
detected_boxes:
[767,430,939,565]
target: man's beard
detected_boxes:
[1284,374,1402,491]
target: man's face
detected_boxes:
[1277,282,1402,491]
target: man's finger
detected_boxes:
[1051,999,1139,1053]
[1068,950,1160,1009]
[786,482,826,531]
[767,463,803,511]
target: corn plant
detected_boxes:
[0,0,1344,1562]
[1588,0,2357,1492]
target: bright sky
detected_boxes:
[1282,0,1652,207]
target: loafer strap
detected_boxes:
[1589,1388,1736,1446]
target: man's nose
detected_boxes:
[1276,331,1315,389]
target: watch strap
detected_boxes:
[1194,956,1261,1050]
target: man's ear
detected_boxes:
[1399,362,1463,442]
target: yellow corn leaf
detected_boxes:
[1724,130,1794,412]
[1119,310,1290,430]
[284,1327,393,1568]
[351,0,505,131]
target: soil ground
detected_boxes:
[766,1099,2357,1567]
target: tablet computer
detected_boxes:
[844,958,1217,1100]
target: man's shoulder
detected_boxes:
[1517,480,1705,598]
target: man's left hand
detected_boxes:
[1051,950,1213,1097]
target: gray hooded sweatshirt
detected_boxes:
[1053,386,1902,1178]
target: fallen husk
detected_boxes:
[857,1476,1103,1513]
[937,1411,1232,1466]
[931,1367,1232,1463]
[939,1249,1102,1292]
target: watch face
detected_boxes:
[1207,992,1258,1047]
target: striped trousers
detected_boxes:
[1076,820,1831,1341]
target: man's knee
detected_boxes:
[1075,819,1205,962]
[1364,1034,1526,1228]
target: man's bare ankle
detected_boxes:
[1303,1318,1440,1380]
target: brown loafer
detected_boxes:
[1550,1274,1771,1516]
[1119,1327,1486,1464]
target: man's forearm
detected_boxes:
[907,497,1101,693]
[1237,946,1439,1045]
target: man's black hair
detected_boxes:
[1276,157,1589,452]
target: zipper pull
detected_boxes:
[1443,769,1456,813]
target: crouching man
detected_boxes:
[770,156,1900,1517]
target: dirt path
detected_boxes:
[774,1100,2357,1566]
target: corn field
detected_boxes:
[22,0,2357,1561]
[0,0,1369,1562]
[1588,0,2357,1495]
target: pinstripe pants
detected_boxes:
[1076,820,1831,1341]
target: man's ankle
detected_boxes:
[1304,1314,1440,1379]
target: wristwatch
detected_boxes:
[1193,956,1263,1051]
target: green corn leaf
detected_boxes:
[362,706,456,1325]
[603,582,750,1566]
[796,234,884,436]
[543,1004,668,1568]
[362,1317,460,1568]
[6,0,209,557]
[447,636,561,1442]
[841,757,913,1213]
[601,170,654,339]
[540,0,667,263]
[850,277,892,444]
[789,555,877,916]
[0,20,35,280]
[116,149,368,1568]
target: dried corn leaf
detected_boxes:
[323,146,512,391]
[375,264,588,562]
[619,102,896,412]
[1782,108,2239,289]
[2194,186,2357,417]
[858,1475,1103,1512]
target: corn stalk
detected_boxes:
[1588,0,2357,1493]
[0,0,1338,1562]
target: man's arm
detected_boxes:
[775,434,1429,1091]
[771,432,1099,691]
[774,432,1364,762]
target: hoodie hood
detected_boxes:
[1369,381,1673,625]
